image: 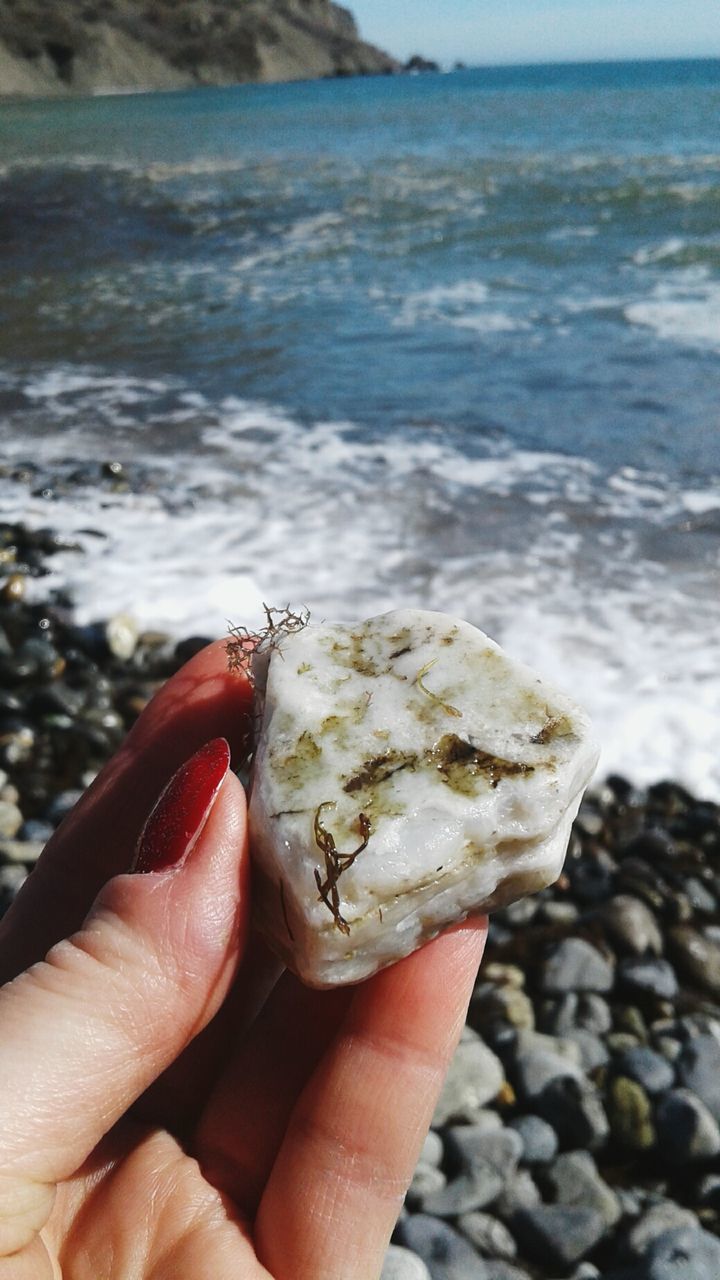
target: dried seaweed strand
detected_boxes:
[313,802,371,935]
[226,603,310,683]
[414,657,462,718]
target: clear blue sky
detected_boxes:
[350,0,720,66]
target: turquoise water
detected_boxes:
[1,60,719,793]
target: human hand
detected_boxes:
[0,640,486,1280]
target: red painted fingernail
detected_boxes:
[131,738,231,874]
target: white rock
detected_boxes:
[248,608,599,987]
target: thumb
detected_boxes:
[0,738,248,1257]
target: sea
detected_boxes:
[0,59,719,796]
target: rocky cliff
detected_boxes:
[0,0,398,97]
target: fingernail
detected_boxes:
[131,738,231,874]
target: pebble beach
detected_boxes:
[1,518,719,1280]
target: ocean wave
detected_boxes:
[625,281,720,352]
[2,370,719,797]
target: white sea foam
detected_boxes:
[2,372,719,799]
[396,280,526,335]
[625,282,720,351]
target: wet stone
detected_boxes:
[627,1202,700,1257]
[493,1169,541,1220]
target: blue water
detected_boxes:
[1,60,719,793]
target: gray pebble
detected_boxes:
[0,839,43,865]
[508,1115,558,1165]
[541,938,615,994]
[397,1214,487,1280]
[512,1204,606,1269]
[543,1150,622,1228]
[644,1225,720,1280]
[494,1169,541,1219]
[655,1088,720,1161]
[382,1246,432,1280]
[503,898,538,926]
[676,1035,720,1121]
[422,1128,522,1217]
[619,958,678,1001]
[513,1046,583,1101]
[433,1032,504,1125]
[598,895,663,957]
[614,1046,675,1094]
[457,1211,517,1260]
[627,1201,700,1256]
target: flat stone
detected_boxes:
[508,1115,558,1165]
[541,938,614,994]
[615,1047,675,1095]
[422,1127,523,1217]
[542,1150,621,1228]
[598,895,663,957]
[618,958,678,1002]
[397,1214,487,1280]
[433,1032,505,1125]
[607,1076,655,1151]
[676,1036,720,1122]
[655,1088,720,1161]
[534,1075,610,1151]
[457,1211,517,1260]
[512,1205,606,1269]
[668,927,720,999]
[382,1246,432,1280]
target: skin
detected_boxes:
[0,640,487,1279]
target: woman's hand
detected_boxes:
[0,640,486,1280]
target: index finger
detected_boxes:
[0,639,253,983]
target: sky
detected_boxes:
[350,0,720,66]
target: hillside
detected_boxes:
[0,0,399,97]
